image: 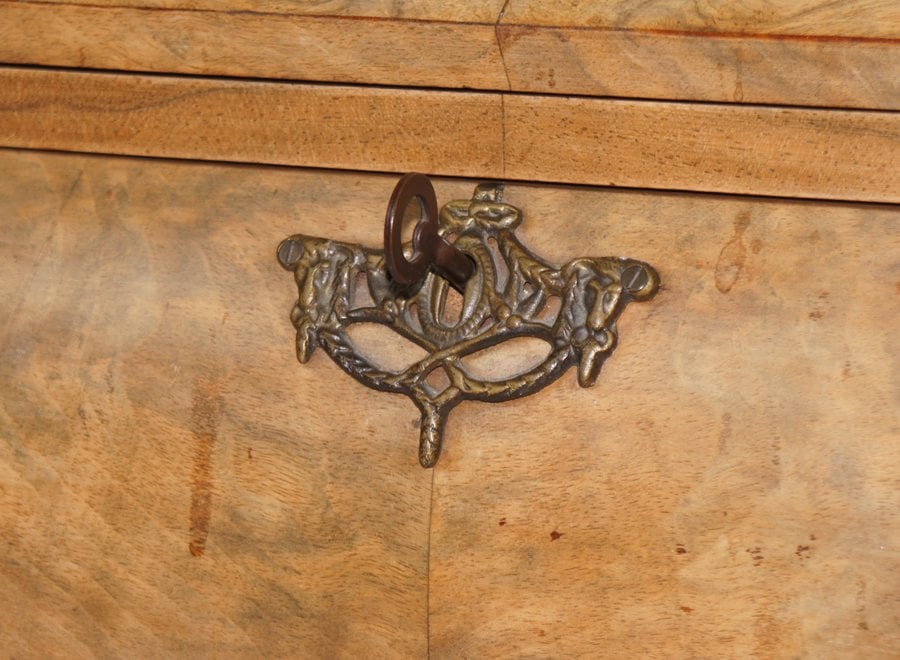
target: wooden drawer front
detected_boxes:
[1,149,896,657]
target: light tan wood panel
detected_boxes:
[497,25,900,108]
[428,186,900,657]
[22,0,898,35]
[0,67,504,178]
[1,149,898,657]
[0,1,508,92]
[19,0,505,21]
[503,0,900,37]
[3,1,898,109]
[504,95,900,201]
[0,149,446,657]
[499,0,900,106]
[2,66,898,202]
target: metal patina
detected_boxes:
[277,175,659,468]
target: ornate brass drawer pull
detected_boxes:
[277,175,659,468]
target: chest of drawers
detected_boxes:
[1,2,897,656]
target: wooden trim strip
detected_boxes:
[0,2,509,93]
[497,26,900,109]
[15,0,900,38]
[6,0,507,22]
[0,68,505,177]
[0,67,897,202]
[503,95,900,201]
[500,0,900,39]
[1,1,898,109]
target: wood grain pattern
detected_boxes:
[497,25,900,108]
[503,0,900,37]
[2,67,898,203]
[0,1,509,92]
[503,95,900,201]
[22,0,898,35]
[2,149,897,656]
[1,0,897,108]
[0,67,504,178]
[428,185,900,658]
[0,149,444,657]
[17,0,506,21]
[498,0,900,106]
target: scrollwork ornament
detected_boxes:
[278,179,659,467]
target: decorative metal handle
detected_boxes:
[277,175,659,468]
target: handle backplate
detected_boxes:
[278,177,659,468]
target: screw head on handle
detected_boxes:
[621,264,651,295]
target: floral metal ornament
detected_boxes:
[277,175,659,468]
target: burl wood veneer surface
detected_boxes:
[428,185,900,657]
[1,149,898,657]
[2,0,897,108]
[0,150,437,657]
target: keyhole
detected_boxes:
[438,285,465,326]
